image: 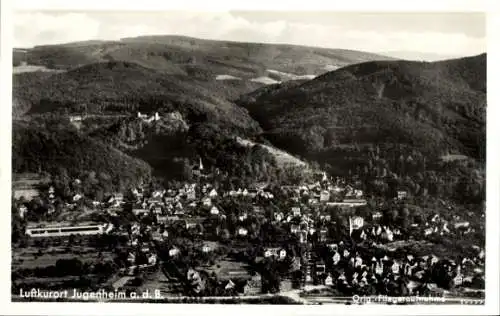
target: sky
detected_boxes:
[13,11,486,60]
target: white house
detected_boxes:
[238,227,248,236]
[391,262,400,274]
[127,252,136,263]
[201,245,212,253]
[291,207,301,217]
[279,249,287,260]
[325,274,333,286]
[169,247,180,257]
[210,206,220,215]
[397,190,408,200]
[381,227,394,241]
[18,205,28,219]
[148,254,157,265]
[332,252,341,265]
[208,189,218,198]
[355,256,363,268]
[454,221,470,229]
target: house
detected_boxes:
[202,197,212,207]
[372,211,383,221]
[279,249,287,260]
[210,206,220,215]
[355,256,363,268]
[127,252,136,264]
[308,198,319,205]
[114,193,124,203]
[324,274,334,286]
[69,115,83,122]
[320,191,330,202]
[151,206,162,215]
[391,262,400,274]
[259,191,274,199]
[332,252,341,265]
[264,248,281,258]
[350,216,364,230]
[73,194,83,202]
[431,214,440,222]
[381,227,394,241]
[454,221,470,229]
[18,205,28,219]
[319,229,328,242]
[185,218,201,229]
[397,190,408,200]
[315,262,326,275]
[354,189,363,198]
[264,249,273,258]
[201,245,212,253]
[248,189,258,198]
[151,190,164,198]
[237,227,248,236]
[243,274,262,295]
[169,247,180,257]
[424,227,434,236]
[225,280,236,290]
[291,207,301,217]
[208,189,218,198]
[299,230,308,243]
[253,206,264,214]
[186,190,196,201]
[148,254,157,265]
[132,205,149,216]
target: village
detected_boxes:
[11,159,485,304]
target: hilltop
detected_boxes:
[238,54,486,160]
[13,35,392,83]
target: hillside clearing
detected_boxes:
[236,137,308,169]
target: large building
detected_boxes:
[25,222,114,238]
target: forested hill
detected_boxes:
[12,119,152,199]
[13,61,261,135]
[238,53,486,161]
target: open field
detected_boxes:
[12,246,114,269]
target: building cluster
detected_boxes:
[13,160,485,298]
[316,242,485,295]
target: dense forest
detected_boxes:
[12,119,152,198]
[238,54,486,161]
